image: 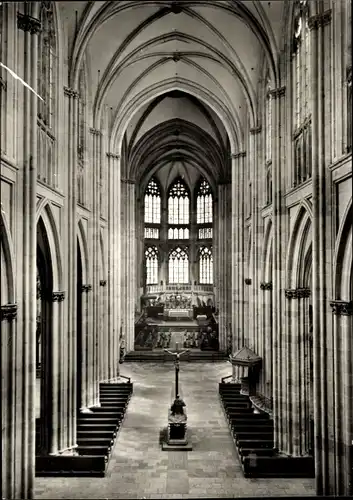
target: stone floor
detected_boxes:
[34,362,316,499]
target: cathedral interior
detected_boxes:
[1,1,352,499]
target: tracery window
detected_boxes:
[144,178,161,224]
[197,178,213,224]
[199,246,213,284]
[145,246,158,285]
[292,0,312,186]
[168,227,189,239]
[37,1,56,128]
[37,1,57,187]
[77,67,86,205]
[196,178,213,239]
[168,179,189,225]
[168,247,189,284]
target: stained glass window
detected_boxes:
[145,227,159,239]
[144,178,161,223]
[168,247,189,284]
[197,179,213,224]
[198,227,213,239]
[199,246,213,284]
[145,246,158,284]
[168,227,189,239]
[168,179,189,224]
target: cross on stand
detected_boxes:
[164,342,189,398]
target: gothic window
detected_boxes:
[145,246,158,284]
[77,67,86,205]
[168,179,189,224]
[168,247,189,284]
[197,178,213,224]
[198,227,213,239]
[347,66,352,153]
[168,227,189,239]
[144,178,161,224]
[144,227,159,239]
[265,82,272,164]
[199,246,213,284]
[292,0,311,187]
[37,1,56,128]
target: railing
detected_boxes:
[145,284,214,294]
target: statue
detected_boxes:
[170,395,186,416]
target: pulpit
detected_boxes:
[229,346,262,396]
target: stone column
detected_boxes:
[89,127,102,407]
[121,179,136,353]
[80,284,92,408]
[284,287,311,456]
[249,127,263,356]
[99,279,108,381]
[231,152,246,378]
[330,300,353,496]
[309,9,334,495]
[217,181,231,351]
[50,291,65,454]
[63,85,79,451]
[1,304,18,499]
[15,9,41,498]
[271,85,287,454]
[107,152,121,379]
[260,282,273,399]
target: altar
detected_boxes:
[165,308,193,320]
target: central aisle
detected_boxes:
[35,362,315,499]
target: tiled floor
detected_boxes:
[34,362,316,499]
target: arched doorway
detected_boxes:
[77,240,83,410]
[36,217,53,455]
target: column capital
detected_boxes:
[1,303,18,321]
[308,10,332,30]
[231,151,246,159]
[106,152,120,160]
[81,284,92,293]
[260,282,272,291]
[285,287,311,299]
[17,12,41,34]
[89,127,102,136]
[100,280,107,287]
[245,278,252,285]
[63,86,79,99]
[269,86,286,99]
[330,300,353,316]
[250,126,262,135]
[52,291,65,302]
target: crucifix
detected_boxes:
[164,342,189,398]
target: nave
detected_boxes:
[34,363,315,499]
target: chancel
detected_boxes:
[0,1,352,499]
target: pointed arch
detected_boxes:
[334,200,353,300]
[167,177,190,225]
[262,218,273,283]
[36,201,62,290]
[77,219,89,284]
[286,204,313,288]
[0,211,15,304]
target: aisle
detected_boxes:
[35,362,315,499]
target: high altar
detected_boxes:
[134,292,220,351]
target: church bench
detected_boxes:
[35,455,107,477]
[236,438,274,448]
[240,447,277,458]
[76,436,114,446]
[78,423,118,432]
[223,402,253,410]
[232,419,272,428]
[226,408,255,416]
[228,412,269,420]
[235,431,274,443]
[233,424,274,435]
[77,445,111,456]
[242,455,315,478]
[79,410,124,420]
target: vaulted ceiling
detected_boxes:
[59,0,289,184]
